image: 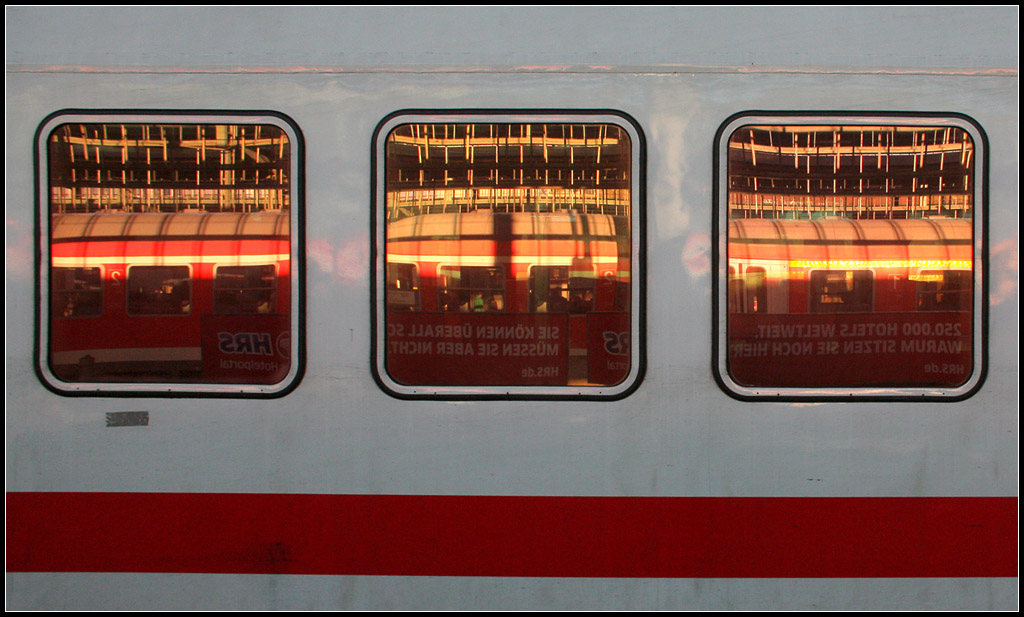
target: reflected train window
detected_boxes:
[38,112,303,395]
[52,267,102,318]
[716,114,985,398]
[809,270,873,313]
[730,266,766,314]
[386,263,421,312]
[916,270,971,311]
[529,266,595,314]
[438,266,505,313]
[373,112,644,398]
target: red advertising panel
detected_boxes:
[587,312,631,386]
[386,312,569,386]
[729,312,972,388]
[201,314,291,384]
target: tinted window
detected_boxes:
[376,114,642,396]
[719,117,983,395]
[41,115,301,394]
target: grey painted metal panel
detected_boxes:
[6,6,1019,72]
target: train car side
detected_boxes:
[5,6,1017,611]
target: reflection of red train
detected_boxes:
[728,218,973,315]
[49,211,291,382]
[386,211,631,370]
[386,211,631,314]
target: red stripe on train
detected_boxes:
[5,493,1016,577]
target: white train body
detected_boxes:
[5,6,1017,610]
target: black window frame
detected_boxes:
[713,111,987,401]
[371,109,646,400]
[34,109,305,398]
